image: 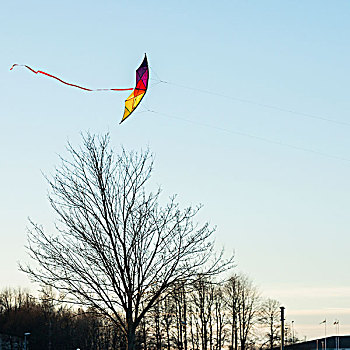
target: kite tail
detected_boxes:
[9,64,134,92]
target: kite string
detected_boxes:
[149,67,350,128]
[10,64,134,92]
[144,107,350,164]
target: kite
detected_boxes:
[10,54,149,123]
[120,54,149,124]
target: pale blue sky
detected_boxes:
[1,0,350,340]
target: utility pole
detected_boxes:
[280,307,285,350]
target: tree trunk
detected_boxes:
[234,326,238,350]
[127,326,136,350]
[143,321,147,350]
[183,287,188,350]
[270,320,274,350]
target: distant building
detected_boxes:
[0,333,23,350]
[284,335,350,350]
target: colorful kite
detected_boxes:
[10,55,149,123]
[120,54,149,124]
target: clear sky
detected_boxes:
[1,0,350,340]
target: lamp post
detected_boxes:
[24,332,31,350]
[280,307,285,350]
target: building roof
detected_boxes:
[282,335,350,350]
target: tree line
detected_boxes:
[0,276,298,350]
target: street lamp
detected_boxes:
[24,332,31,350]
[280,307,285,350]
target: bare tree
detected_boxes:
[213,286,228,350]
[224,275,239,350]
[191,277,215,350]
[225,274,260,350]
[258,298,280,350]
[21,134,233,350]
